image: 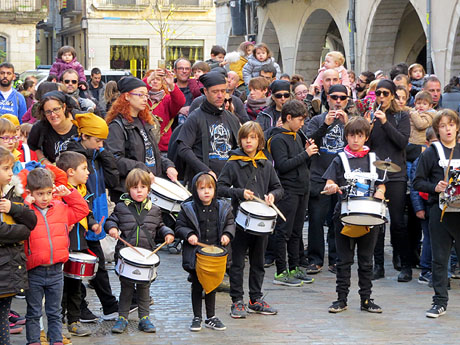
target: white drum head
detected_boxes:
[119,247,160,265]
[240,201,277,217]
[69,252,97,261]
[151,177,189,201]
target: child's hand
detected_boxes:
[92,223,102,235]
[416,210,425,219]
[53,185,71,197]
[219,61,228,67]
[435,180,448,193]
[323,183,341,195]
[188,234,198,245]
[0,199,11,213]
[264,193,274,205]
[305,140,318,157]
[221,234,230,246]
[166,167,178,182]
[276,117,283,128]
[164,234,175,244]
[25,194,35,204]
[149,172,155,185]
[243,189,254,200]
[108,228,119,239]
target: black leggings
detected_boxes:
[0,296,12,345]
[190,271,216,319]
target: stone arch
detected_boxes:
[261,18,282,71]
[294,9,345,84]
[365,0,426,74]
[446,1,460,81]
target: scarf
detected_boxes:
[228,150,268,168]
[247,97,269,112]
[200,99,223,116]
[282,131,297,141]
[344,144,370,158]
[148,90,165,104]
[68,182,88,230]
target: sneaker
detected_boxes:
[248,298,277,315]
[9,310,26,325]
[360,299,382,313]
[328,300,348,313]
[290,267,314,284]
[14,291,26,299]
[230,300,247,318]
[62,334,72,345]
[40,330,72,345]
[204,316,226,331]
[168,239,182,254]
[418,271,433,285]
[305,263,322,274]
[9,323,23,334]
[264,257,275,268]
[328,264,337,274]
[189,317,202,332]
[426,304,446,318]
[79,308,98,323]
[101,311,118,321]
[397,267,412,282]
[111,316,128,334]
[138,316,156,333]
[67,322,91,337]
[273,270,303,287]
[299,256,309,268]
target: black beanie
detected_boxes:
[376,79,397,95]
[269,80,290,94]
[199,72,227,88]
[117,77,146,94]
[328,84,348,95]
[41,90,79,110]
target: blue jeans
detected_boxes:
[26,264,64,345]
[419,216,432,273]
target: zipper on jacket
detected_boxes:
[77,223,80,250]
[43,212,54,264]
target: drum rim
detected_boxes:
[115,261,158,282]
[197,246,228,257]
[340,212,388,225]
[237,206,277,220]
[66,256,98,264]
[63,272,96,280]
[343,196,387,204]
[118,255,160,268]
[243,228,273,236]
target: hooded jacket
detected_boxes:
[49,56,86,82]
[242,55,281,85]
[255,104,280,133]
[0,88,27,122]
[175,172,235,272]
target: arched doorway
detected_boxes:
[366,0,426,74]
[261,18,282,72]
[295,9,344,84]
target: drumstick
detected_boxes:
[174,180,192,197]
[320,186,348,194]
[152,181,185,200]
[444,147,455,182]
[146,242,167,258]
[196,241,213,248]
[85,216,105,234]
[252,195,286,222]
[118,237,145,257]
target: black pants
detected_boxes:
[118,277,150,319]
[62,276,81,324]
[0,296,12,345]
[406,195,422,266]
[307,191,337,266]
[374,181,409,267]
[429,206,460,307]
[80,240,118,315]
[190,271,216,319]
[335,220,379,302]
[229,227,267,303]
[274,192,308,274]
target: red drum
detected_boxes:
[64,252,99,280]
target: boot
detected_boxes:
[372,264,385,280]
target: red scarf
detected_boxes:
[344,144,370,158]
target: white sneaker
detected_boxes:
[101,312,118,321]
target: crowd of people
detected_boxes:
[0,40,460,344]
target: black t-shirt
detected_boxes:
[28,120,79,162]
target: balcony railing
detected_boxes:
[94,0,150,6]
[93,0,212,10]
[0,0,47,12]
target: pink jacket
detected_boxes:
[50,57,86,82]
[313,65,350,88]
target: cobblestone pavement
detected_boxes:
[10,226,460,345]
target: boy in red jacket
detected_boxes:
[24,168,89,345]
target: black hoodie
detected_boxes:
[269,127,311,194]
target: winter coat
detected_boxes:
[187,78,203,99]
[21,102,39,124]
[441,87,460,112]
[242,56,281,85]
[0,88,27,122]
[104,195,173,255]
[408,108,436,145]
[50,56,86,82]
[229,54,248,87]
[25,189,89,270]
[189,94,250,124]
[256,105,280,133]
[0,176,37,297]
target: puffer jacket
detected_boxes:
[104,194,174,255]
[24,189,90,270]
[229,54,248,87]
[242,55,281,85]
[49,56,86,82]
[0,176,37,297]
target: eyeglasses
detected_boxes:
[375,90,391,97]
[273,92,291,99]
[129,93,149,99]
[329,95,348,101]
[44,106,62,116]
[176,67,191,72]
[64,79,78,85]
[0,136,18,143]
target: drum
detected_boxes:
[150,177,189,213]
[340,196,388,226]
[196,246,228,294]
[445,171,460,208]
[64,252,99,280]
[115,247,160,283]
[235,201,277,236]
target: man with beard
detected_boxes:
[355,71,376,100]
[0,63,27,122]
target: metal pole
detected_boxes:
[426,0,432,74]
[348,0,355,71]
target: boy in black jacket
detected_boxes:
[176,172,235,332]
[269,100,318,286]
[217,121,283,318]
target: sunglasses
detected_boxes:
[329,95,348,101]
[273,92,291,99]
[375,90,391,97]
[224,98,232,103]
[64,79,78,85]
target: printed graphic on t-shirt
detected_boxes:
[139,128,156,167]
[321,124,345,154]
[209,123,231,160]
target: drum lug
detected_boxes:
[80,263,85,276]
[119,261,124,274]
[245,215,251,229]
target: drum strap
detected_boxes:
[338,152,377,194]
[126,209,156,250]
[433,141,460,169]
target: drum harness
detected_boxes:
[338,152,378,198]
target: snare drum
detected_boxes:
[235,201,277,236]
[64,252,99,280]
[196,246,228,294]
[115,247,160,283]
[340,196,388,226]
[444,182,460,208]
[150,177,189,213]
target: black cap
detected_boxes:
[328,84,348,95]
[269,80,290,94]
[117,77,146,94]
[199,72,227,88]
[376,79,397,95]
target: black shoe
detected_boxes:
[264,257,275,268]
[299,256,309,268]
[189,317,202,332]
[426,304,446,318]
[80,308,98,323]
[360,299,382,313]
[392,254,401,271]
[328,300,347,313]
[372,264,385,280]
[204,316,226,331]
[328,264,337,274]
[397,267,412,282]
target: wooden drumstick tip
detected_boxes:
[147,241,167,258]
